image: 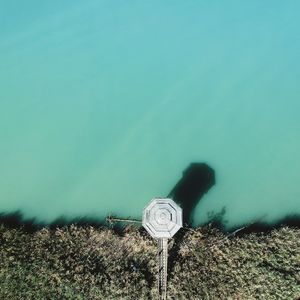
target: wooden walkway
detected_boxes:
[158,238,168,300]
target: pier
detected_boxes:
[143,198,182,300]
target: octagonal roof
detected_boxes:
[142,198,182,239]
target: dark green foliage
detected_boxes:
[0,224,299,299]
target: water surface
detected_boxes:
[0,1,300,228]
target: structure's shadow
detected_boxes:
[0,211,108,233]
[168,162,215,225]
[168,162,215,276]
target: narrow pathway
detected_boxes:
[158,238,168,300]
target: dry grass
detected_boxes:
[0,224,299,299]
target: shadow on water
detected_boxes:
[168,162,216,276]
[206,206,228,230]
[230,214,300,236]
[0,211,113,234]
[0,211,39,233]
[168,162,216,226]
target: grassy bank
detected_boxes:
[0,223,299,299]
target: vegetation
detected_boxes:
[0,223,299,299]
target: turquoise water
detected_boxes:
[0,1,300,228]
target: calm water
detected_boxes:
[0,1,299,228]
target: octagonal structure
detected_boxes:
[142,198,182,239]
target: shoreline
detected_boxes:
[1,210,300,235]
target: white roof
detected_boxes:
[142,198,182,239]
